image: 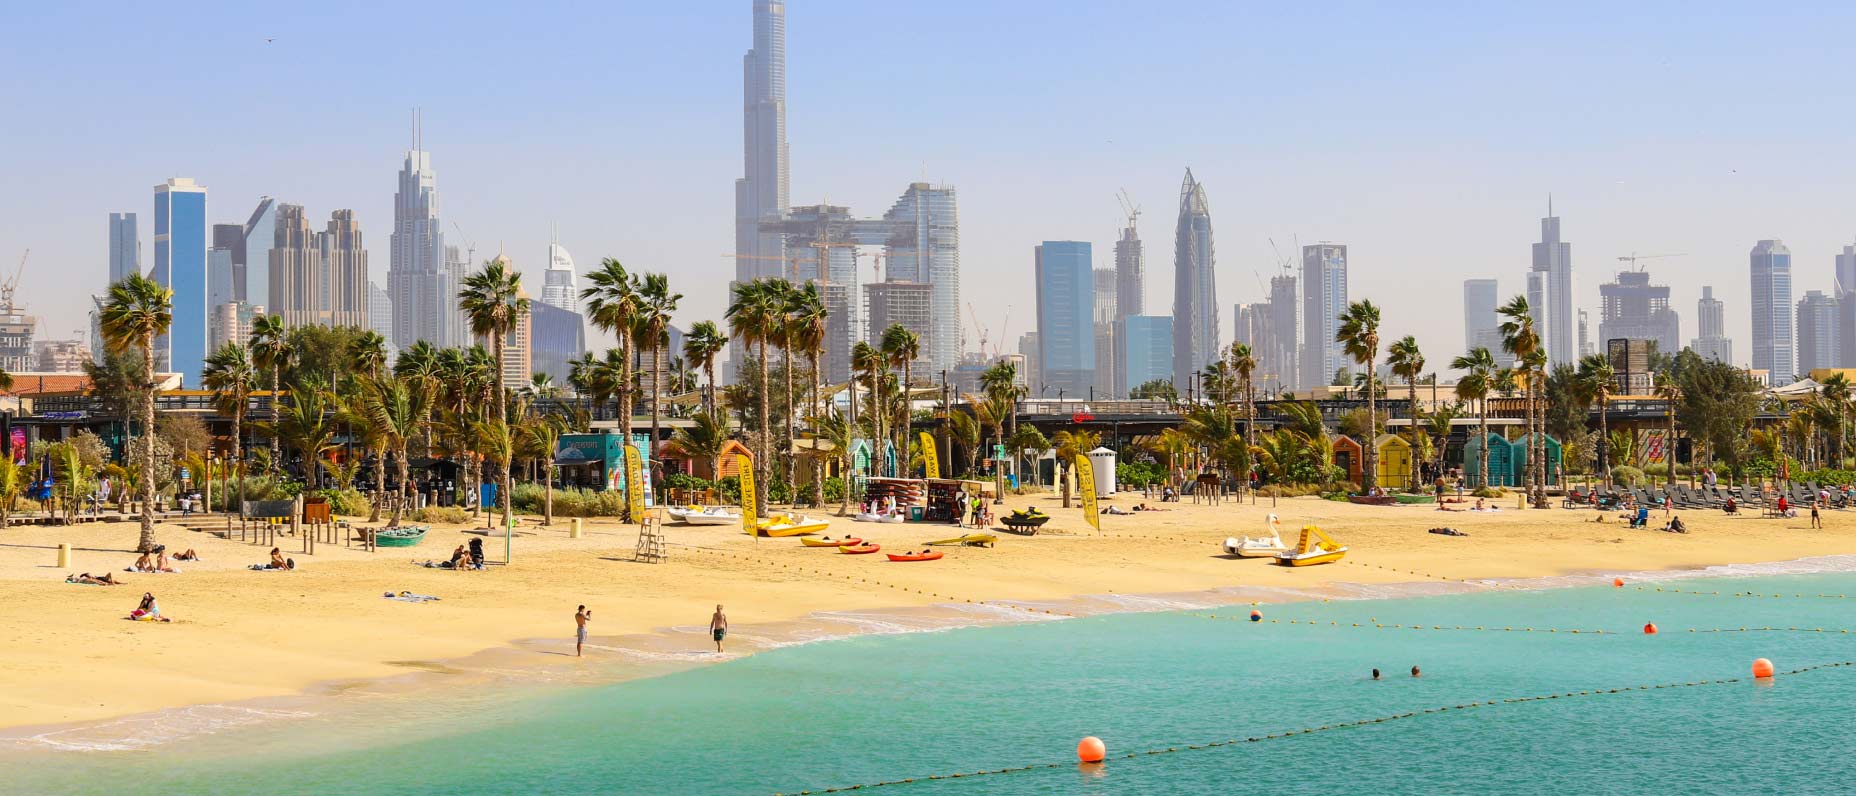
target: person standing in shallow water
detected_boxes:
[575,605,591,657]
[710,604,728,653]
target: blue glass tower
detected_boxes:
[1118,315,1174,395]
[1034,241,1095,396]
[155,178,208,386]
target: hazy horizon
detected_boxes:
[8,1,1856,377]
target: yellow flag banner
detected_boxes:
[623,441,646,523]
[1074,453,1099,530]
[737,452,758,535]
[920,431,940,480]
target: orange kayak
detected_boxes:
[886,551,944,562]
[838,543,882,554]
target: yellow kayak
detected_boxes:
[751,514,831,537]
[800,536,864,547]
[925,533,997,548]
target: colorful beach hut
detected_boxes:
[1373,434,1414,489]
[1331,435,1365,485]
[1461,432,1516,487]
[1512,434,1563,488]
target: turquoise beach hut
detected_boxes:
[1462,432,1516,487]
[1512,434,1563,488]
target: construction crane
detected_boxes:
[1617,252,1686,271]
[3,250,26,310]
[1267,237,1294,277]
[451,222,476,267]
[965,301,992,358]
[1116,189,1141,230]
[719,252,818,282]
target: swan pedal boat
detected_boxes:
[852,512,907,523]
[1225,513,1289,558]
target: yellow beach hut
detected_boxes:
[1373,434,1414,489]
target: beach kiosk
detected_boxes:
[555,431,653,502]
[1332,435,1365,485]
[1461,432,1516,488]
[1087,447,1117,496]
[1373,434,1414,490]
[1512,433,1563,488]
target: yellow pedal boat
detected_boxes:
[1273,524,1347,567]
[750,513,831,537]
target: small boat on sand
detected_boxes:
[887,551,943,562]
[1224,513,1289,558]
[1347,494,1396,506]
[667,506,742,525]
[838,543,882,554]
[925,533,997,547]
[853,512,906,523]
[751,513,830,537]
[800,536,864,547]
[1273,525,1347,567]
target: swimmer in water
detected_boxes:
[1410,665,1422,678]
[1371,668,1381,681]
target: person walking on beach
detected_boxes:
[709,604,728,653]
[1811,500,1823,529]
[575,605,591,657]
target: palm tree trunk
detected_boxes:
[1599,401,1610,488]
[390,447,410,527]
[1364,366,1378,491]
[138,341,157,552]
[270,367,281,475]
[901,363,913,477]
[756,340,770,516]
[1478,400,1489,490]
[650,338,662,503]
[493,336,511,530]
[232,404,244,515]
[782,340,795,493]
[370,446,385,522]
[809,351,822,506]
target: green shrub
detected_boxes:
[314,488,370,517]
[1797,469,1856,487]
[716,476,741,504]
[1259,483,1323,498]
[412,505,470,524]
[822,476,846,503]
[1471,486,1505,498]
[663,473,714,493]
[1610,465,1646,487]
[510,482,547,513]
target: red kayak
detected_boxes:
[838,543,882,554]
[886,551,944,562]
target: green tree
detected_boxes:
[249,314,292,474]
[1451,346,1498,489]
[99,273,171,551]
[1497,295,1546,506]
[1228,343,1258,453]
[1129,378,1178,402]
[459,257,529,529]
[725,279,780,513]
[635,271,682,481]
[1387,335,1424,480]
[880,324,920,476]
[1335,300,1383,491]
[682,320,727,416]
[1574,353,1616,486]
[349,330,389,380]
[201,343,256,512]
[1052,428,1101,508]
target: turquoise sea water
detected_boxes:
[11,571,1856,795]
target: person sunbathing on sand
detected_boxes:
[68,572,122,585]
[128,593,172,622]
[250,548,295,571]
[173,549,200,561]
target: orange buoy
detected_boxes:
[1613,578,1624,588]
[1752,658,1775,678]
[1643,623,1658,635]
[1250,610,1263,622]
[1077,736,1106,763]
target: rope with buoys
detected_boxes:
[770,661,1856,795]
[671,542,1080,619]
[1186,611,1856,636]
[1630,584,1856,600]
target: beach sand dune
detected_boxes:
[2,493,1849,731]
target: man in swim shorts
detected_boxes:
[575,605,590,657]
[710,604,728,653]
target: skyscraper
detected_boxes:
[1596,269,1681,355]
[1838,244,1856,296]
[1462,278,1502,353]
[272,206,369,329]
[318,209,369,329]
[270,204,317,325]
[1749,239,1794,384]
[108,212,140,285]
[734,0,789,283]
[1301,243,1349,387]
[367,282,394,348]
[542,230,578,313]
[1234,273,1297,393]
[1114,213,1143,321]
[388,118,453,349]
[208,222,240,311]
[1118,316,1173,395]
[530,300,586,387]
[1797,290,1839,376]
[865,281,932,363]
[240,197,276,305]
[1530,199,1575,365]
[1171,170,1217,390]
[1691,286,1732,364]
[1035,242,1095,396]
[1093,268,1117,398]
[882,183,960,373]
[154,177,208,385]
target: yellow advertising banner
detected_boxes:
[737,452,758,535]
[1074,453,1099,530]
[623,441,646,523]
[920,431,940,480]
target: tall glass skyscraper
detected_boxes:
[882,183,960,373]
[1530,199,1575,365]
[1171,169,1217,390]
[1118,315,1173,395]
[1750,239,1794,384]
[388,118,454,348]
[1462,278,1501,353]
[108,212,140,285]
[1034,241,1094,396]
[542,231,579,313]
[1301,243,1349,387]
[154,178,208,385]
[240,197,276,306]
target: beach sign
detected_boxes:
[920,431,940,479]
[1074,453,1100,530]
[738,451,758,534]
[623,442,646,523]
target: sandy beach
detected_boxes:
[3,492,1853,734]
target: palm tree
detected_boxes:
[459,257,529,530]
[336,379,391,520]
[683,320,727,417]
[520,411,569,525]
[1574,353,1616,486]
[393,341,442,456]
[249,313,292,475]
[201,343,256,514]
[1008,425,1050,488]
[788,283,828,501]
[1497,295,1546,507]
[880,324,920,477]
[1452,347,1498,490]
[725,279,779,513]
[99,274,172,551]
[666,410,730,491]
[583,258,641,484]
[1052,429,1102,508]
[1227,343,1258,452]
[350,330,389,380]
[528,372,559,401]
[813,407,855,515]
[272,383,337,487]
[1387,335,1425,488]
[364,375,429,527]
[765,279,802,490]
[1335,300,1383,491]
[1655,380,1683,487]
[966,391,1011,484]
[635,271,682,482]
[1820,373,1850,468]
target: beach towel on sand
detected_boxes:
[383,591,441,603]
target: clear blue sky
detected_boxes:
[6,1,1856,371]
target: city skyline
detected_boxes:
[16,3,1856,380]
